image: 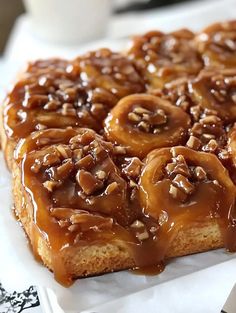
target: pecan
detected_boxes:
[202,133,215,140]
[96,170,107,180]
[130,220,149,241]
[203,139,218,152]
[194,166,207,181]
[129,180,138,188]
[44,99,60,111]
[200,115,221,125]
[56,159,74,180]
[172,174,194,195]
[76,154,94,169]
[218,149,230,160]
[123,157,143,179]
[35,123,47,131]
[105,182,118,194]
[61,103,76,116]
[171,163,191,177]
[68,224,79,232]
[211,89,225,102]
[138,121,150,132]
[36,137,51,146]
[56,145,72,159]
[43,153,61,166]
[169,184,187,202]
[128,112,142,122]
[191,123,203,136]
[76,169,103,195]
[133,107,150,115]
[43,180,60,192]
[190,106,201,122]
[186,135,201,150]
[31,160,42,173]
[231,93,236,103]
[90,103,106,117]
[113,146,126,155]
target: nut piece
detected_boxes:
[56,159,74,180]
[105,182,118,194]
[76,154,94,169]
[186,135,201,150]
[61,103,76,116]
[172,174,194,195]
[218,149,229,160]
[43,180,60,192]
[56,145,71,159]
[76,169,103,195]
[113,146,126,155]
[200,115,221,125]
[203,139,218,152]
[138,121,150,132]
[194,166,207,181]
[131,220,145,228]
[96,170,107,180]
[128,112,142,122]
[169,184,187,202]
[123,157,143,178]
[133,107,150,115]
[131,220,149,241]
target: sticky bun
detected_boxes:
[2,20,236,286]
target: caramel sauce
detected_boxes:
[4,50,145,142]
[14,128,236,286]
[128,29,203,88]
[195,20,236,67]
[190,69,236,122]
[131,263,164,276]
[104,94,191,158]
[3,23,236,286]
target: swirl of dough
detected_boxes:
[195,20,236,67]
[104,94,191,158]
[139,146,236,252]
[189,68,236,122]
[128,29,203,88]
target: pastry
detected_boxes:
[2,20,236,286]
[1,49,144,169]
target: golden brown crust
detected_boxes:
[12,160,223,279]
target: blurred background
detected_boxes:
[0,0,235,77]
[0,0,200,55]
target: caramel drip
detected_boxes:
[16,127,236,286]
[4,24,236,285]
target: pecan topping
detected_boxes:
[122,157,143,179]
[186,135,201,150]
[76,169,103,195]
[166,152,211,201]
[128,105,167,133]
[172,174,194,195]
[43,180,60,192]
[194,166,207,181]
[131,220,149,241]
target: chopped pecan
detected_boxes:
[172,174,194,195]
[43,180,60,192]
[56,159,74,180]
[186,135,201,150]
[194,166,207,181]
[203,139,218,152]
[76,154,94,169]
[105,182,118,194]
[76,169,103,195]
